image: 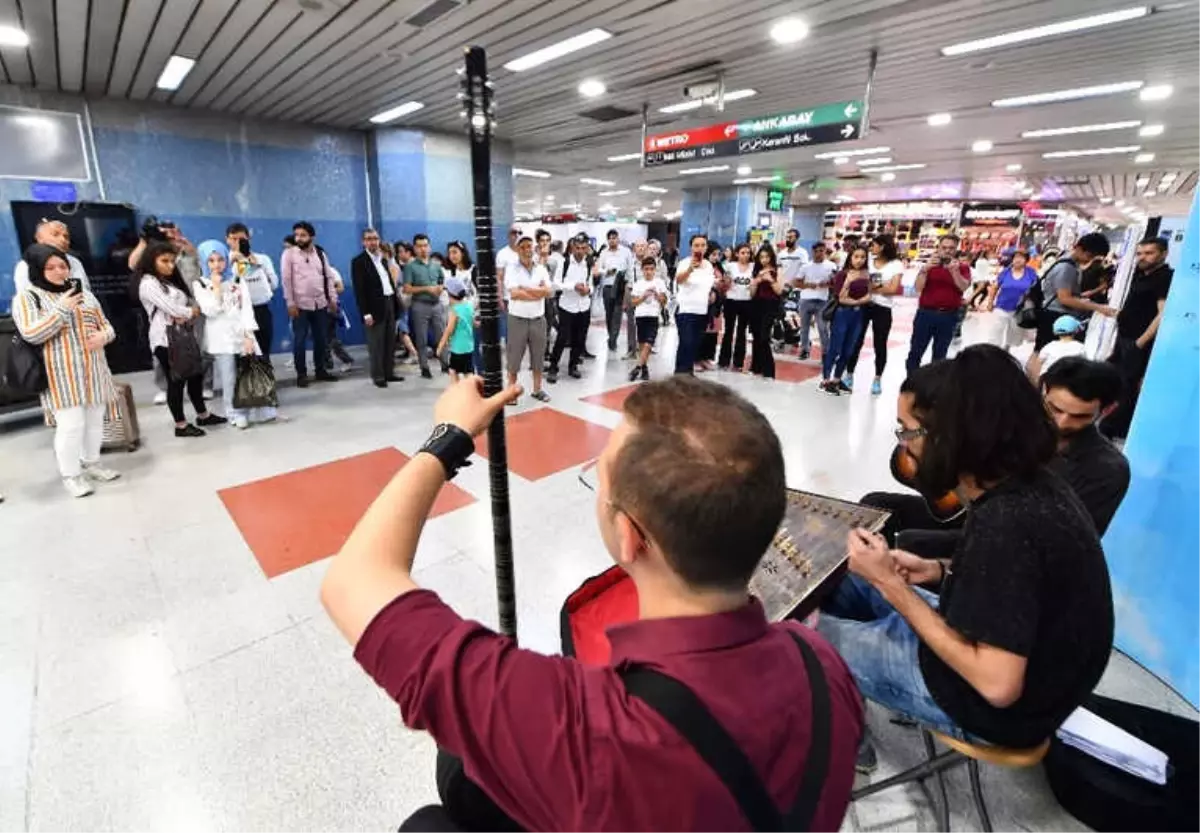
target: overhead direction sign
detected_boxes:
[644,99,865,167]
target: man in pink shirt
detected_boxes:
[321,376,863,831]
[281,220,339,387]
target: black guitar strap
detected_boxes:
[618,631,832,831]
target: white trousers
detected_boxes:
[54,405,104,478]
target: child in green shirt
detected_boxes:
[437,277,476,380]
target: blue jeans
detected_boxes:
[823,306,863,380]
[675,312,705,374]
[818,575,965,738]
[798,298,829,355]
[292,307,329,378]
[906,308,959,373]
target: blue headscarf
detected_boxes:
[196,239,231,280]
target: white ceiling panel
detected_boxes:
[20,0,58,90]
[107,0,161,97]
[0,0,32,86]
[128,0,202,99]
[83,0,126,96]
[55,0,87,92]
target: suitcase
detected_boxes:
[101,382,141,453]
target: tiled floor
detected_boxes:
[0,300,1194,832]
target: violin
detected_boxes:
[889,445,965,522]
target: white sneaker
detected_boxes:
[63,475,94,498]
[232,416,249,429]
[202,388,215,400]
[82,463,121,482]
[153,391,168,406]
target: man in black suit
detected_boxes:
[351,228,403,388]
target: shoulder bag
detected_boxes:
[2,293,49,395]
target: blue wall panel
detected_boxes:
[1101,191,1200,706]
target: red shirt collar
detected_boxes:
[607,597,770,663]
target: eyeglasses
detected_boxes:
[894,425,927,443]
[578,459,650,544]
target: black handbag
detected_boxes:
[820,296,838,322]
[2,295,48,396]
[166,322,204,381]
[233,355,278,409]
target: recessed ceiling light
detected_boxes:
[597,189,629,196]
[607,152,642,162]
[544,195,555,202]
[579,177,616,186]
[156,55,196,90]
[833,157,850,165]
[678,165,731,175]
[651,199,662,207]
[992,81,1144,108]
[733,176,781,184]
[1157,182,1172,191]
[1020,120,1142,138]
[814,146,891,159]
[1134,152,1155,163]
[658,89,756,114]
[940,6,1149,56]
[0,24,30,48]
[578,78,606,98]
[1021,186,1035,195]
[1115,200,1126,207]
[1099,197,1114,203]
[855,157,893,166]
[972,140,994,153]
[927,112,952,126]
[513,168,551,178]
[1135,176,1150,186]
[1161,173,1178,182]
[857,163,928,173]
[369,100,427,124]
[1042,146,1142,158]
[638,185,668,193]
[1138,124,1165,137]
[503,28,612,72]
[770,17,810,44]
[880,172,897,182]
[1139,84,1173,101]
[736,165,752,175]
[1006,163,1023,172]
[808,193,819,200]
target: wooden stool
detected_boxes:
[851,728,1050,832]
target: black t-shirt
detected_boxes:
[1117,264,1173,341]
[1048,426,1130,536]
[918,469,1114,747]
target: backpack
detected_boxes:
[1016,263,1056,329]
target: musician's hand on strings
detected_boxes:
[434,376,522,437]
[891,549,943,586]
[847,528,900,589]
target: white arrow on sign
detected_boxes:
[844,103,859,118]
[841,124,856,138]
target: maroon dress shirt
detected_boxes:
[355,589,864,831]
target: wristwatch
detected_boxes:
[419,423,475,479]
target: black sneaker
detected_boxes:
[799,349,810,360]
[197,414,228,427]
[628,366,641,382]
[546,371,558,384]
[175,424,206,438]
[838,380,852,393]
[385,375,405,382]
[856,739,878,774]
[315,372,339,382]
[582,351,597,360]
[821,380,841,396]
[640,365,650,381]
[420,368,433,379]
[373,380,388,388]
[296,375,310,388]
[568,366,582,379]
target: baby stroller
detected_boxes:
[773,287,803,351]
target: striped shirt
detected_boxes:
[12,287,117,414]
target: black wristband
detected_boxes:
[419,423,475,480]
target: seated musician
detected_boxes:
[819,345,1114,766]
[866,356,1129,559]
[321,375,864,831]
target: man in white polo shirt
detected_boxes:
[505,236,554,403]
[777,227,810,286]
[795,242,837,361]
[546,235,594,384]
[673,234,715,375]
[593,229,635,353]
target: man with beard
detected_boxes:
[863,356,1128,561]
[281,221,339,388]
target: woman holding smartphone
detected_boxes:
[138,241,225,437]
[748,245,785,378]
[13,244,123,497]
[718,243,754,371]
[843,234,904,394]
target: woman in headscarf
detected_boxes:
[13,244,122,497]
[193,239,277,429]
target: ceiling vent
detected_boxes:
[579,105,639,122]
[406,0,464,28]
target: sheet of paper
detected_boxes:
[1056,706,1169,785]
